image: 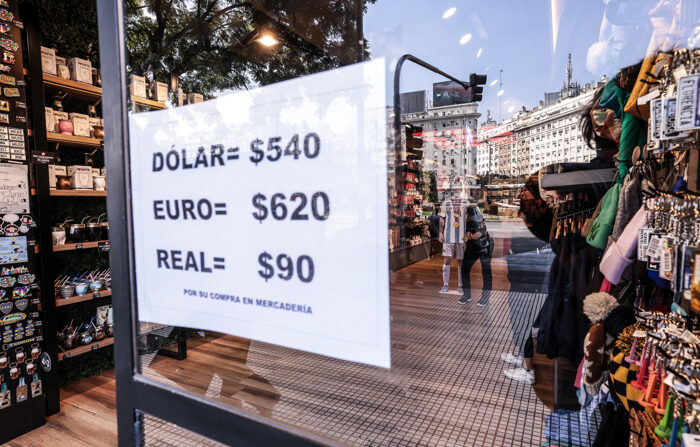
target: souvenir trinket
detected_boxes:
[0,1,9,8]
[14,298,27,311]
[0,37,17,52]
[8,362,17,378]
[17,273,34,285]
[0,64,9,72]
[0,276,15,287]
[0,74,14,86]
[2,51,13,64]
[0,302,10,314]
[0,384,9,408]
[0,312,24,324]
[15,347,24,363]
[24,320,33,337]
[0,23,10,36]
[3,87,19,97]
[3,224,18,235]
[0,100,8,112]
[0,351,6,368]
[0,9,13,23]
[12,285,29,298]
[12,324,21,340]
[15,377,26,402]
[30,374,41,397]
[1,266,26,276]
[1,327,9,343]
[30,343,39,359]
[25,360,34,375]
[0,290,5,301]
[0,113,8,124]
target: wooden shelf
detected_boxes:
[58,337,114,361]
[131,96,166,110]
[50,189,107,197]
[43,74,102,102]
[47,132,103,148]
[56,289,111,307]
[53,240,109,252]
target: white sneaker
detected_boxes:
[439,286,449,293]
[503,368,535,384]
[457,288,464,295]
[500,352,523,365]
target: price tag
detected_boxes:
[638,227,652,260]
[647,235,662,259]
[74,243,83,249]
[128,60,391,367]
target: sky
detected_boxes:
[362,0,672,123]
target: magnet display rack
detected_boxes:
[0,2,47,443]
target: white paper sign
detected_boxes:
[0,164,29,214]
[129,59,390,367]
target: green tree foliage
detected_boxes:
[125,0,375,95]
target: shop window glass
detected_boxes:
[120,1,700,445]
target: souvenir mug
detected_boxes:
[15,347,24,363]
[30,343,39,359]
[8,362,18,379]
[0,351,7,368]
[52,226,66,245]
[25,360,34,375]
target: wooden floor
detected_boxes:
[7,239,577,447]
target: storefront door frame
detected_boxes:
[96,2,335,446]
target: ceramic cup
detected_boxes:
[58,119,74,136]
[93,175,106,191]
[74,283,88,296]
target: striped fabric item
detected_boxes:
[441,200,468,244]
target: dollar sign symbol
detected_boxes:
[249,139,264,165]
[252,193,267,223]
[258,252,273,282]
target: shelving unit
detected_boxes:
[58,338,114,361]
[52,240,109,252]
[131,95,167,110]
[46,132,103,148]
[42,74,102,102]
[56,289,112,307]
[50,189,107,197]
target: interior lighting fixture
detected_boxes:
[459,33,472,45]
[256,33,279,47]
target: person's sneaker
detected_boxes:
[458,294,470,304]
[439,285,449,293]
[457,288,464,295]
[476,299,489,307]
[504,368,535,384]
[500,352,523,365]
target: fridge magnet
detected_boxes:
[0,74,15,85]
[0,9,13,23]
[0,114,8,124]
[0,23,10,36]
[0,100,8,112]
[0,38,17,52]
[2,87,18,97]
[2,51,13,64]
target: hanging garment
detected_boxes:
[537,234,594,365]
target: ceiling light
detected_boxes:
[459,33,472,45]
[497,89,504,96]
[489,79,498,86]
[476,48,482,58]
[442,7,456,19]
[256,34,279,47]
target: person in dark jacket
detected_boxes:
[458,205,492,306]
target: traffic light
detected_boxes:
[469,73,487,102]
[405,124,423,149]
